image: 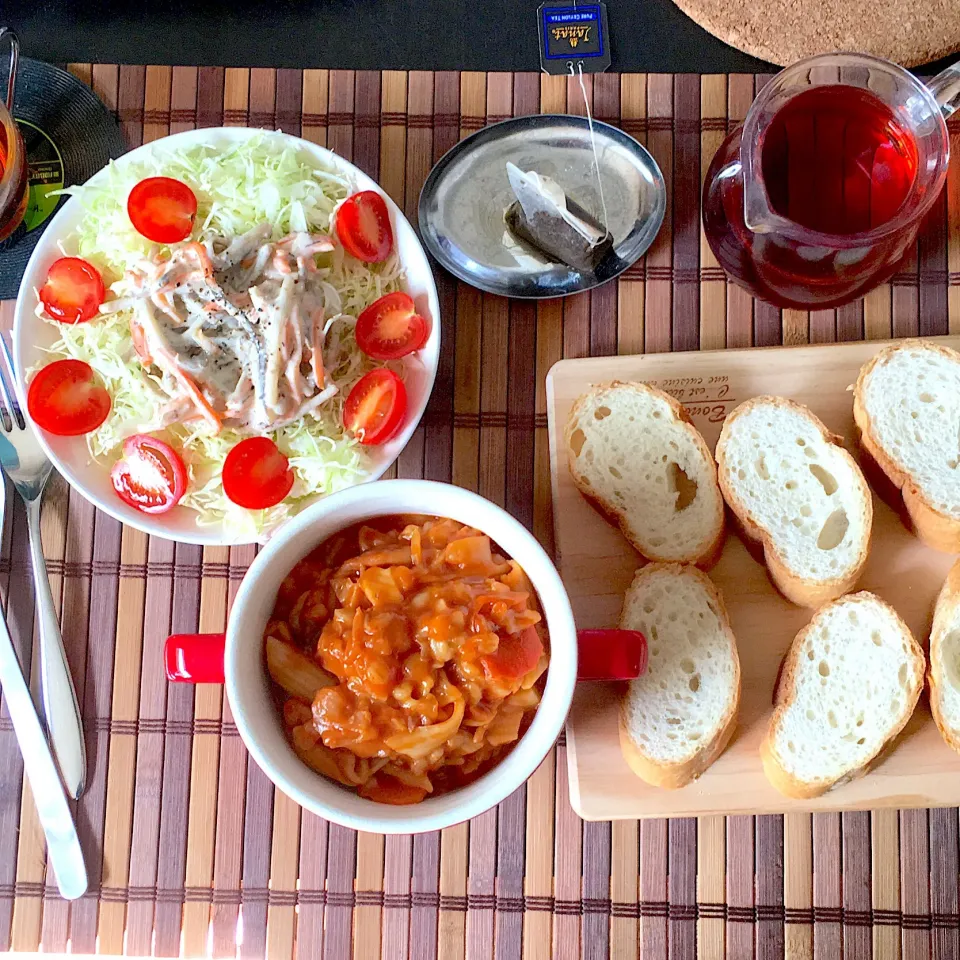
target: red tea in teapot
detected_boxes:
[761,86,918,235]
[702,55,951,311]
[0,116,28,244]
[0,29,27,244]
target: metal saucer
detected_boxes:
[418,114,666,299]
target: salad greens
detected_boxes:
[41,132,404,538]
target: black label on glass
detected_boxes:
[17,119,65,232]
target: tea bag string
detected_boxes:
[569,60,611,234]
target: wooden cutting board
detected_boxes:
[547,337,960,820]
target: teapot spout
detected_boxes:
[927,62,960,119]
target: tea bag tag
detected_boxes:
[538,2,611,76]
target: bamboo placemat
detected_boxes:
[0,64,958,960]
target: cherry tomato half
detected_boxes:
[355,292,429,361]
[343,368,407,445]
[110,434,188,514]
[482,626,544,682]
[127,176,198,244]
[38,257,105,324]
[334,191,393,263]
[26,359,111,436]
[222,437,295,509]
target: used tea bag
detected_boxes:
[503,162,613,273]
[501,226,553,272]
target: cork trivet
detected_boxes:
[669,0,960,67]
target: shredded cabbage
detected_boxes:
[41,132,404,538]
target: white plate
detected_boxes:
[13,128,441,545]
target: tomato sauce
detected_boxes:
[264,515,549,804]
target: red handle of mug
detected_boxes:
[164,628,647,684]
[165,632,228,683]
[575,629,647,681]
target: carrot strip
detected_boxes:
[164,362,223,432]
[129,317,152,364]
[184,242,215,279]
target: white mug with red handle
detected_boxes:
[164,480,645,834]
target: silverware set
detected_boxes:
[0,334,87,900]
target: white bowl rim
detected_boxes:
[12,126,441,546]
[224,479,578,834]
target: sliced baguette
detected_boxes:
[715,397,872,608]
[618,563,740,789]
[929,560,960,753]
[761,592,924,799]
[565,382,725,567]
[853,339,960,552]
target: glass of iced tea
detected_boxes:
[0,28,27,244]
[702,53,960,310]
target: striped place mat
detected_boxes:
[0,64,958,960]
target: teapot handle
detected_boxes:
[0,28,18,113]
[927,63,960,120]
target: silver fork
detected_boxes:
[0,335,85,798]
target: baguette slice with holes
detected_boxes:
[564,382,725,567]
[853,339,960,552]
[619,563,740,789]
[715,397,872,608]
[761,592,924,799]
[929,560,960,753]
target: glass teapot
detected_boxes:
[0,27,26,243]
[702,53,960,310]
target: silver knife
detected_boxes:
[0,482,87,900]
